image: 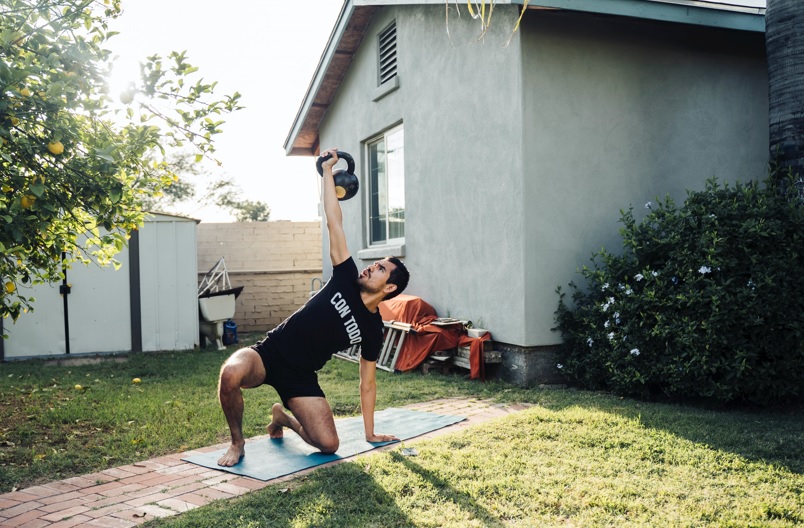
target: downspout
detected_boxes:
[129,229,142,352]
[59,251,71,355]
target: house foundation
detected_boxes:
[495,343,565,388]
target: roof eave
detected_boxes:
[283,2,377,157]
[529,0,764,32]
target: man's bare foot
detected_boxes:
[266,403,288,439]
[217,443,244,467]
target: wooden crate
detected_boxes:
[420,350,453,374]
[452,344,501,370]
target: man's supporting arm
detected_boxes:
[359,356,399,443]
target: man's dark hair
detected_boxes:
[384,256,409,300]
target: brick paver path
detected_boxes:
[0,398,531,527]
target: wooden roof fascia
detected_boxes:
[284,2,376,157]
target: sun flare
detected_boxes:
[106,56,139,105]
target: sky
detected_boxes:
[105,1,345,222]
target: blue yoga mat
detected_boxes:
[183,407,465,481]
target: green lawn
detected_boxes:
[1,339,802,527]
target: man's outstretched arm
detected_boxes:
[319,148,349,266]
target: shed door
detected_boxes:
[3,282,68,357]
[2,251,132,359]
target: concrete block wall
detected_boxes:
[197,221,323,333]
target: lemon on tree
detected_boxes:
[47,141,64,155]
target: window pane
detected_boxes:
[368,126,404,245]
[386,128,405,240]
[368,139,386,243]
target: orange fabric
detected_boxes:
[378,294,491,380]
[379,294,438,329]
[458,332,492,380]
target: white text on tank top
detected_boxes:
[330,291,362,345]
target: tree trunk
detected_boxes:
[765,0,804,178]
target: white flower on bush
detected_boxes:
[625,288,633,295]
[630,348,640,356]
[652,271,659,277]
[557,363,564,370]
[645,201,653,209]
[635,273,644,282]
[613,311,620,319]
[601,282,609,291]
[607,332,615,341]
[601,297,615,312]
[698,265,712,275]
[604,320,610,328]
[587,337,594,347]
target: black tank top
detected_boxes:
[261,257,383,372]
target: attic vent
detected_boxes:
[378,22,397,86]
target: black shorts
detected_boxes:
[250,340,325,409]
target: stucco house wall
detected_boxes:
[520,11,768,346]
[319,5,528,339]
[294,2,768,385]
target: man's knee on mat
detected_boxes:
[315,435,339,454]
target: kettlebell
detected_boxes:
[316,150,359,201]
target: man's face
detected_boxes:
[358,260,398,295]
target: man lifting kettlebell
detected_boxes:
[216,148,410,466]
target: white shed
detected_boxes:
[0,213,200,360]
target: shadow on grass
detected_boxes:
[150,445,507,527]
[388,450,506,528]
[538,389,804,475]
[147,462,418,528]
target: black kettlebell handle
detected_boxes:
[316,151,355,177]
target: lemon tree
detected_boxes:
[0,0,242,323]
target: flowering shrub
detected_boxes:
[553,174,804,405]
